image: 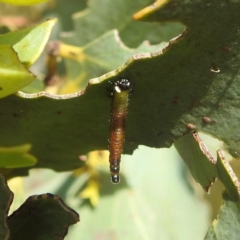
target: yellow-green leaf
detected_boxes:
[0,18,57,67]
[0,144,37,168]
[0,0,48,5]
[0,45,35,98]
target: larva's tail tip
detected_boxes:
[111,174,120,184]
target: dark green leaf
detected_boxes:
[2,0,240,176]
[7,193,79,240]
[0,174,13,240]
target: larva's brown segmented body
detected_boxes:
[109,79,133,183]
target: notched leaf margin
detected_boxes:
[15,29,186,100]
[187,132,240,200]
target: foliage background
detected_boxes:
[1,0,240,239]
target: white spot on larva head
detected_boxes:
[115,86,121,93]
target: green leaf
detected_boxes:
[0,174,13,240]
[7,193,79,240]
[60,30,167,92]
[1,1,240,176]
[0,18,57,67]
[21,147,210,240]
[175,132,240,200]
[0,45,35,98]
[0,0,48,5]
[205,193,240,240]
[61,0,183,48]
[0,144,37,168]
[215,150,240,201]
[132,0,240,157]
[174,132,218,193]
[54,0,87,31]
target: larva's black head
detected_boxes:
[114,79,133,92]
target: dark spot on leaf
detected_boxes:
[22,43,29,48]
[157,131,163,136]
[195,42,201,48]
[0,87,2,90]
[192,99,202,108]
[172,96,180,106]
[69,51,78,57]
[13,113,19,117]
[136,72,142,76]
[160,103,165,107]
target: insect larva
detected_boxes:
[109,79,133,183]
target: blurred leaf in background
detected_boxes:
[12,146,210,240]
